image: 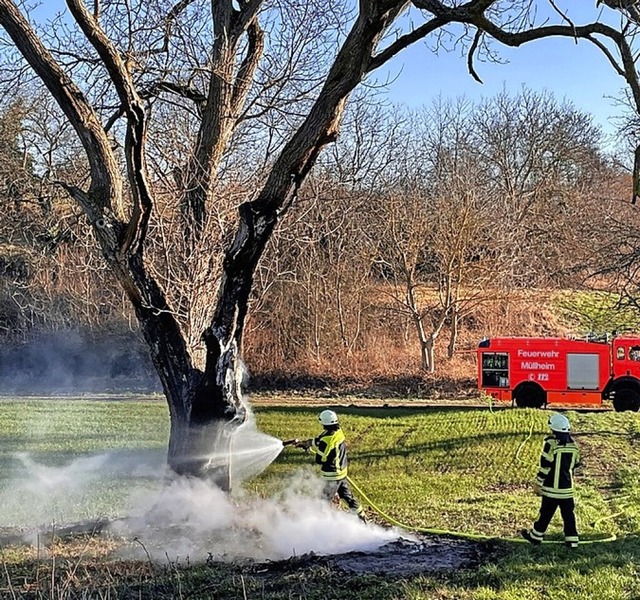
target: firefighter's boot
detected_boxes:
[520,529,541,545]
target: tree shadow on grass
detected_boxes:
[255,404,502,419]
[267,405,536,463]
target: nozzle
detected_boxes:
[282,439,300,447]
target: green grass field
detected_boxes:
[1,397,640,599]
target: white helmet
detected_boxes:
[319,409,339,426]
[548,413,571,433]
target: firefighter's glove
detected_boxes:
[296,439,312,451]
[533,483,542,496]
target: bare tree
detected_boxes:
[368,88,611,371]
[371,101,510,372]
[409,1,640,200]
[414,0,640,318]
[471,88,606,287]
[0,0,469,488]
[2,0,631,488]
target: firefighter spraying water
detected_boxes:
[283,410,368,523]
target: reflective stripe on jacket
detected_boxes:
[310,427,348,480]
[536,435,580,499]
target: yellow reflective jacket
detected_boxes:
[535,434,580,499]
[310,427,348,480]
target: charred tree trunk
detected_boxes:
[0,0,452,490]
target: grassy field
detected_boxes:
[0,397,640,599]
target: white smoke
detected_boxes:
[113,470,401,562]
[0,449,166,527]
[0,421,404,562]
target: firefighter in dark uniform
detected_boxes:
[521,413,581,548]
[296,409,367,522]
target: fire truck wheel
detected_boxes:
[612,386,640,412]
[513,382,546,409]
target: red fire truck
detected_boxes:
[477,335,640,411]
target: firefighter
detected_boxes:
[521,413,581,548]
[295,409,367,523]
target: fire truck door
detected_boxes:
[614,343,640,377]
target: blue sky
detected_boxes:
[382,36,625,138]
[30,1,631,142]
[378,4,629,143]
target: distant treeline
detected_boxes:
[0,88,638,392]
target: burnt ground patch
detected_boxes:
[0,521,502,578]
[248,534,503,578]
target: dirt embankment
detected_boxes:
[248,373,478,403]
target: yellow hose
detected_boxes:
[347,475,617,544]
[338,402,619,545]
[514,418,535,466]
[347,475,495,541]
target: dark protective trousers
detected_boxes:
[322,478,364,516]
[532,495,578,542]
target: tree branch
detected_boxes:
[162,0,197,53]
[0,0,120,211]
[597,0,640,24]
[231,0,263,38]
[144,80,207,112]
[368,16,449,72]
[585,34,626,76]
[456,5,640,200]
[467,28,483,83]
[65,0,154,256]
[231,17,264,116]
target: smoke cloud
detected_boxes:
[0,416,405,562]
[0,330,158,394]
[112,469,402,562]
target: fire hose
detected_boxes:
[345,474,617,545]
[284,421,619,545]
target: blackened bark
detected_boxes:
[174,3,414,485]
